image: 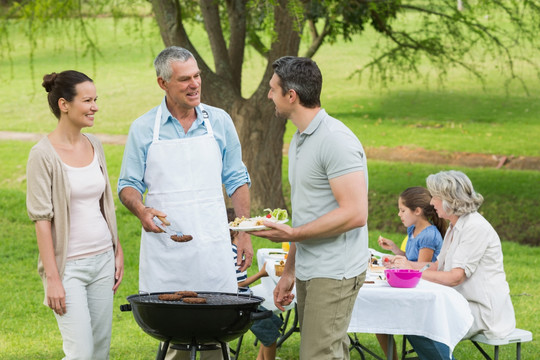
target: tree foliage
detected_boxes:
[2,0,540,210]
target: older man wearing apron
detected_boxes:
[140,103,239,294]
[118,47,251,360]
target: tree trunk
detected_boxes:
[231,97,288,212]
[151,0,301,213]
[193,75,290,212]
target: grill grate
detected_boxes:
[132,292,263,306]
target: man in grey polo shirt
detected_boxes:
[252,56,369,360]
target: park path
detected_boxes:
[2,131,539,171]
[0,131,127,145]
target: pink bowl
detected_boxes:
[384,269,422,288]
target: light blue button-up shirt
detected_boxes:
[118,97,251,197]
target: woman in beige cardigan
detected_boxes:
[26,70,123,360]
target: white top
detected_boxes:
[438,211,515,339]
[65,152,112,259]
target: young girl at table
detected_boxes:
[378,186,447,263]
[228,209,283,360]
[375,186,446,359]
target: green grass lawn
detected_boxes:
[1,14,539,360]
[1,141,538,359]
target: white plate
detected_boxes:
[229,219,288,231]
[266,253,286,261]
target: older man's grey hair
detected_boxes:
[426,170,484,216]
[154,46,196,82]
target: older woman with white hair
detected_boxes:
[391,170,515,360]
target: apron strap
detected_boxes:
[198,104,214,136]
[152,103,214,141]
[152,105,163,142]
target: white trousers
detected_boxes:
[55,249,115,360]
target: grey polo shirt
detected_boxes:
[289,109,369,281]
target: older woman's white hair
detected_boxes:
[426,170,484,216]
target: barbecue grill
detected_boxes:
[120,291,272,360]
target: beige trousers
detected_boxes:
[296,273,365,360]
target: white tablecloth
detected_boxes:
[256,248,473,352]
[256,248,288,291]
[349,279,473,351]
[254,248,295,312]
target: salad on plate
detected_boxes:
[229,208,288,231]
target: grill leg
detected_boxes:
[220,341,230,360]
[156,340,170,360]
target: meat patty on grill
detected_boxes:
[182,297,207,304]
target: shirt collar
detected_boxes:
[453,211,475,232]
[161,97,205,128]
[300,108,327,136]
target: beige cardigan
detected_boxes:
[26,133,118,305]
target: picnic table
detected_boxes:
[255,248,473,360]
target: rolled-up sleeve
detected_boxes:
[117,110,157,196]
[220,114,251,197]
[451,223,489,278]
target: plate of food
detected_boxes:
[368,255,390,274]
[229,208,288,231]
[229,218,288,231]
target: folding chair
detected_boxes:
[470,328,532,360]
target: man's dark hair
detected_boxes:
[272,56,322,108]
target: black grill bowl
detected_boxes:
[121,291,272,344]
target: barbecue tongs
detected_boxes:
[153,216,193,242]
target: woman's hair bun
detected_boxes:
[42,70,93,119]
[42,72,58,92]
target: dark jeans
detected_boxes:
[250,306,283,347]
[406,335,456,360]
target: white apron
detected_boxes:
[139,104,237,293]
